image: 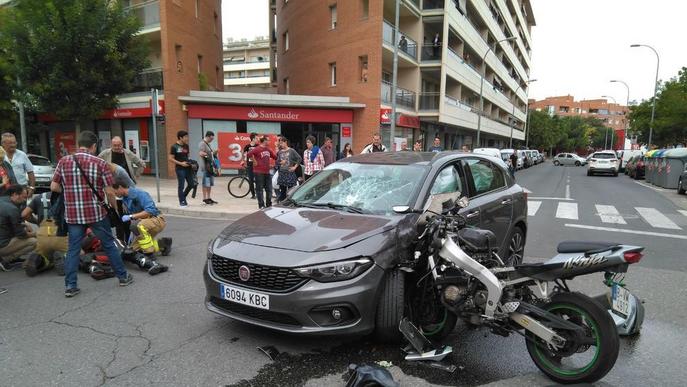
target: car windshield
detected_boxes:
[594,153,616,159]
[29,156,53,166]
[289,162,428,215]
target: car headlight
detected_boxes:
[294,258,373,282]
[207,238,215,259]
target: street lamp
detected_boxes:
[630,44,660,149]
[610,79,630,148]
[511,79,536,148]
[476,36,517,147]
[601,95,617,149]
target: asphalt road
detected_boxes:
[1,162,686,386]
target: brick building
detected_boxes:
[529,95,629,149]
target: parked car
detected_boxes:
[531,150,543,164]
[587,151,619,176]
[27,154,55,189]
[553,153,586,166]
[518,150,531,168]
[625,155,645,180]
[500,149,523,170]
[204,152,527,337]
[617,149,643,172]
[678,163,687,195]
[524,150,536,165]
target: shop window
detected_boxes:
[330,4,337,29]
[329,62,337,86]
[359,55,368,82]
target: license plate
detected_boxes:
[611,284,631,317]
[219,283,270,310]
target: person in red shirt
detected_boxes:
[246,137,277,209]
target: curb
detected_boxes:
[159,206,253,219]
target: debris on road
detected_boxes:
[346,363,399,387]
[257,345,280,361]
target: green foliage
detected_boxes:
[0,0,150,122]
[628,66,687,147]
[0,8,18,133]
[527,110,611,153]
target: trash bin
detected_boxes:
[663,148,687,189]
[645,150,658,184]
[655,151,668,188]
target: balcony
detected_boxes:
[445,94,475,112]
[423,0,444,10]
[382,21,418,59]
[126,0,160,32]
[381,81,416,110]
[131,67,163,93]
[420,44,442,62]
[419,92,440,110]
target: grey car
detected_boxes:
[204,152,527,336]
[553,153,585,166]
[28,154,55,189]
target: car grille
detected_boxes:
[210,297,301,326]
[211,255,307,293]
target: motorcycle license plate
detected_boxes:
[611,284,631,317]
[220,283,270,310]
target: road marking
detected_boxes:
[529,197,574,201]
[635,207,681,230]
[595,205,627,224]
[556,202,578,220]
[679,210,687,218]
[565,224,687,240]
[634,181,673,192]
[528,201,542,216]
[565,184,571,199]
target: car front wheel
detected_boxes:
[553,160,560,166]
[575,161,581,167]
[374,270,404,342]
[505,226,525,266]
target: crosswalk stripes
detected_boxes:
[635,207,681,230]
[595,205,627,224]
[555,202,578,220]
[527,201,542,216]
[679,210,687,218]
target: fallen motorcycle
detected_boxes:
[394,192,644,384]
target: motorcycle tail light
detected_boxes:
[624,251,643,264]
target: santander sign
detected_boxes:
[247,108,300,121]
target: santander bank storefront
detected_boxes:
[179,91,364,170]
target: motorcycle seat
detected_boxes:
[513,262,562,281]
[556,241,619,254]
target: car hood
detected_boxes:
[217,206,400,252]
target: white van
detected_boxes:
[617,149,644,171]
[473,148,508,169]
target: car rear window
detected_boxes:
[593,153,616,159]
[29,156,53,166]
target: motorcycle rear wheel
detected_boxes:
[525,292,619,384]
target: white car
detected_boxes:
[553,153,586,166]
[500,149,523,169]
[587,151,619,176]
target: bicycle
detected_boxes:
[227,168,252,198]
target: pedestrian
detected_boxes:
[198,131,219,205]
[241,133,258,199]
[413,140,423,152]
[167,130,195,208]
[98,136,145,184]
[0,185,36,272]
[246,137,277,209]
[0,146,16,195]
[21,191,68,276]
[432,33,440,57]
[399,35,408,52]
[461,145,471,153]
[509,151,518,174]
[50,131,133,297]
[428,136,443,152]
[109,163,136,242]
[303,135,325,180]
[321,137,335,166]
[360,133,387,153]
[276,137,302,202]
[1,133,35,197]
[339,143,353,159]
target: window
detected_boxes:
[330,4,337,29]
[195,0,199,18]
[197,55,203,74]
[283,31,289,51]
[175,44,183,73]
[430,165,463,195]
[329,62,337,86]
[359,55,368,82]
[361,0,369,18]
[466,159,505,196]
[283,77,289,94]
[214,12,218,35]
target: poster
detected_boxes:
[393,137,408,151]
[55,131,76,160]
[124,130,140,158]
[139,140,150,162]
[217,133,278,169]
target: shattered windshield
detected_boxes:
[289,163,428,215]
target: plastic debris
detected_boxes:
[346,363,399,387]
[256,345,280,361]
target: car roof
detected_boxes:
[339,151,496,166]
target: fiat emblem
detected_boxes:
[238,265,251,281]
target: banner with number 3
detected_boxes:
[217,132,279,169]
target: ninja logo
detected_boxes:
[563,254,608,270]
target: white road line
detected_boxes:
[528,201,542,216]
[529,197,574,201]
[556,202,578,220]
[565,224,687,240]
[522,187,532,194]
[565,184,570,199]
[634,181,673,192]
[679,210,687,218]
[595,205,627,224]
[635,207,681,230]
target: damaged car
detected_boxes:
[204,151,527,339]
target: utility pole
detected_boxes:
[151,88,161,203]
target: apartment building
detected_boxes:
[266,0,535,151]
[223,37,276,92]
[30,0,223,177]
[529,95,629,149]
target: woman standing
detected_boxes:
[303,135,325,181]
[276,137,302,202]
[338,143,353,160]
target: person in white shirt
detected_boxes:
[1,133,35,195]
[360,133,388,153]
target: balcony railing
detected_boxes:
[423,0,444,10]
[126,0,160,31]
[419,92,440,110]
[382,21,418,59]
[381,81,416,110]
[131,67,163,93]
[420,44,442,61]
[445,94,475,112]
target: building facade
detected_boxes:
[34,0,223,177]
[223,37,276,93]
[529,95,629,149]
[269,0,536,152]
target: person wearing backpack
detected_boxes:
[198,131,219,205]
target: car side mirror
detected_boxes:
[392,205,412,214]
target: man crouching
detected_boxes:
[113,182,171,275]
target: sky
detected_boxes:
[222,0,687,105]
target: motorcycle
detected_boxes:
[395,192,644,384]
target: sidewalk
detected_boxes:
[137,176,259,219]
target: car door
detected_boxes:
[564,153,575,165]
[462,158,512,252]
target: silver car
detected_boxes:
[587,151,619,176]
[553,153,585,166]
[28,154,55,189]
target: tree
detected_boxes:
[1,0,150,124]
[0,8,18,133]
